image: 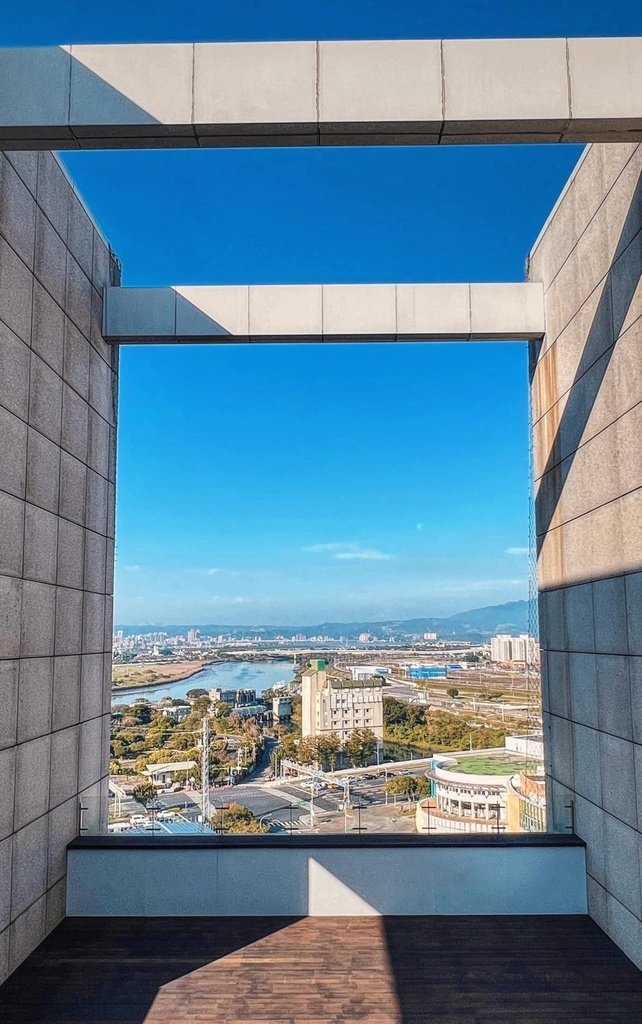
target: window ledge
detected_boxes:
[69,832,584,852]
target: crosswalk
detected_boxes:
[268,818,301,832]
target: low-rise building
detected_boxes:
[417,747,543,835]
[144,760,197,785]
[160,704,191,722]
[273,696,293,723]
[301,660,383,742]
[210,687,257,706]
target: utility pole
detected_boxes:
[201,716,210,825]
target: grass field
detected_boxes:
[453,755,534,776]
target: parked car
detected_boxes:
[129,814,149,826]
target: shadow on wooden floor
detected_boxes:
[1,915,642,1023]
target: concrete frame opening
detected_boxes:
[0,36,641,979]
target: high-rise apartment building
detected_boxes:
[490,635,514,662]
[490,634,537,665]
[300,660,384,742]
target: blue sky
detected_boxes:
[7,2,642,625]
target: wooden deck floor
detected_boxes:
[1,916,642,1023]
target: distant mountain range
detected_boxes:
[116,599,531,641]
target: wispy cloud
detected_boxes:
[303,542,392,561]
[505,547,529,556]
[206,567,221,575]
[302,543,350,554]
[123,565,141,572]
[416,523,424,531]
[335,548,391,561]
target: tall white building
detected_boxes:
[187,628,199,644]
[490,635,513,662]
[490,633,538,665]
[300,660,384,743]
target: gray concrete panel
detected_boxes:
[0,493,24,579]
[31,281,65,377]
[0,578,22,660]
[56,519,85,590]
[52,656,80,731]
[58,453,86,526]
[25,429,60,514]
[23,505,57,585]
[53,587,83,657]
[20,581,56,658]
[0,661,18,751]
[17,656,52,743]
[0,324,30,422]
[603,811,642,917]
[49,727,79,809]
[11,817,48,920]
[13,734,50,830]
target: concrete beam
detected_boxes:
[1,39,642,148]
[103,283,545,343]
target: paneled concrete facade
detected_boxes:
[0,151,118,981]
[529,142,642,969]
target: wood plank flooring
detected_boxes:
[1,916,641,1024]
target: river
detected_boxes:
[111,659,295,705]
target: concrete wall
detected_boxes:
[66,842,587,917]
[0,151,118,982]
[529,142,642,968]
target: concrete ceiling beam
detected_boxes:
[1,38,642,149]
[103,282,545,343]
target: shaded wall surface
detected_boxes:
[530,142,642,969]
[0,151,118,982]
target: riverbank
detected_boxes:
[111,661,208,691]
[111,659,296,705]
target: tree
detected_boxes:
[211,700,231,718]
[132,782,157,807]
[297,736,318,766]
[209,802,269,834]
[384,775,430,801]
[319,733,341,771]
[186,688,208,699]
[344,728,377,767]
[446,687,459,699]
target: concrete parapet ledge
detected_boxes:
[1,38,642,149]
[103,282,545,343]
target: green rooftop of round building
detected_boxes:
[445,754,536,776]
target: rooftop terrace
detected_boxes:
[2,915,641,1024]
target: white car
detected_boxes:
[129,814,149,826]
